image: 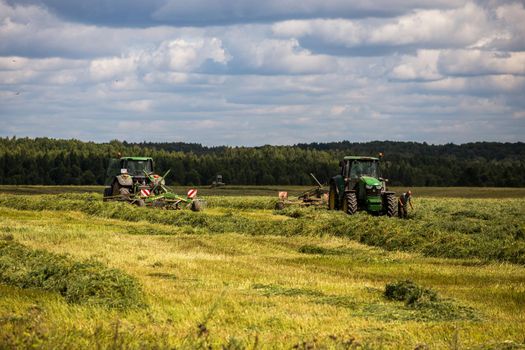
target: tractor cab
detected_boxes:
[122,158,153,177]
[105,157,153,186]
[342,156,380,180]
[104,156,158,198]
[341,156,383,211]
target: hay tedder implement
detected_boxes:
[275,173,329,210]
[103,156,203,211]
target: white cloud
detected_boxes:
[115,100,153,113]
[390,50,442,81]
[150,38,230,71]
[272,2,524,52]
[88,37,230,83]
[369,3,488,47]
[438,50,525,76]
[90,56,138,81]
[391,49,525,82]
[226,37,337,74]
[330,105,347,116]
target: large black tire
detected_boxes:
[328,184,337,210]
[112,181,130,199]
[342,192,357,215]
[103,187,112,201]
[385,193,398,217]
[191,200,203,212]
[119,187,130,199]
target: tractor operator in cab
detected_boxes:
[398,190,413,219]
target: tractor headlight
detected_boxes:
[365,185,373,190]
[375,185,382,190]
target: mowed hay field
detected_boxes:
[0,187,524,349]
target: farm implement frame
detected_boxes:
[102,156,202,211]
[275,173,329,210]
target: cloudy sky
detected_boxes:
[0,0,524,145]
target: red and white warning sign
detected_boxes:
[140,189,151,197]
[278,191,288,200]
[187,189,198,199]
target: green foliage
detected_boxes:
[277,207,305,218]
[252,283,325,297]
[298,244,331,255]
[0,241,144,309]
[384,280,478,321]
[1,137,524,186]
[384,280,437,306]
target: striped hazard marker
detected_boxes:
[140,189,151,197]
[187,189,198,199]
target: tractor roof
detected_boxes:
[120,157,153,161]
[344,156,379,161]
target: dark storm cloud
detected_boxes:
[7,0,459,27]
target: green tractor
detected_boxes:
[103,156,202,211]
[328,155,397,217]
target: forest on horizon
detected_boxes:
[0,137,524,187]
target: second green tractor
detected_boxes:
[328,156,397,217]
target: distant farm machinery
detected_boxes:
[102,156,203,211]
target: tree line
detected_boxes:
[0,137,524,187]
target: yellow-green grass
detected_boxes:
[1,185,524,198]
[1,195,525,348]
[1,194,524,264]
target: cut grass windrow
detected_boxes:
[0,240,145,309]
[0,193,524,265]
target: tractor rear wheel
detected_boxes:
[343,192,357,215]
[191,200,203,212]
[328,185,337,210]
[385,193,397,217]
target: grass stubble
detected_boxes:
[0,189,523,349]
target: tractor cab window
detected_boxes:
[104,158,121,185]
[124,160,153,176]
[349,160,378,178]
[342,161,350,177]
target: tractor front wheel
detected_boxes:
[112,182,131,200]
[385,193,397,217]
[328,185,337,210]
[343,192,357,215]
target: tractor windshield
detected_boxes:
[126,160,153,176]
[349,160,378,178]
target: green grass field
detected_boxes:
[1,185,525,198]
[0,187,524,349]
